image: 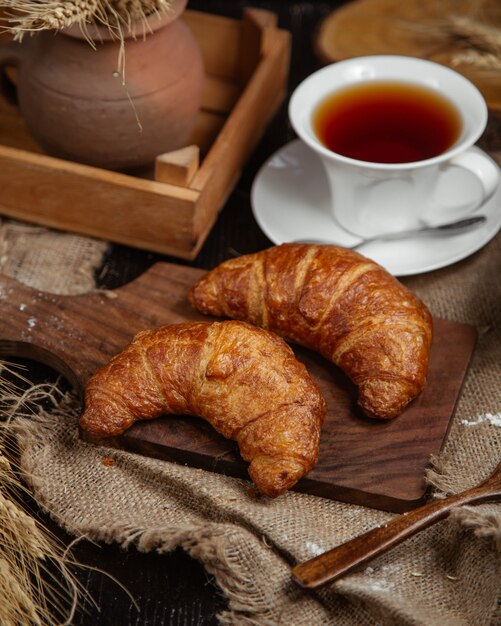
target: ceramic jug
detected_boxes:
[0,0,204,170]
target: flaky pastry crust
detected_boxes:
[79,320,326,497]
[189,244,433,419]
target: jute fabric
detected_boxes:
[1,195,500,625]
[0,219,108,295]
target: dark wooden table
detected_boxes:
[13,2,349,624]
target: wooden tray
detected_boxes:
[0,9,290,259]
[0,262,477,512]
[314,0,501,114]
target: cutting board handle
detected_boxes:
[0,262,206,390]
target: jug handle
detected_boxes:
[0,41,25,106]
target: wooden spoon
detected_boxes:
[292,459,501,589]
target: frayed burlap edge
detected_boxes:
[449,506,501,549]
[12,392,318,626]
[425,415,501,551]
[0,219,108,295]
[12,386,501,626]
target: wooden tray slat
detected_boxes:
[202,77,242,115]
[0,9,291,259]
[183,10,243,80]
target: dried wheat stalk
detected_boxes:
[3,0,100,35]
[447,15,501,54]
[0,0,172,41]
[398,1,501,72]
[445,15,501,70]
[0,362,81,626]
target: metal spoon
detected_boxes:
[294,215,487,249]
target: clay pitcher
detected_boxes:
[0,0,204,170]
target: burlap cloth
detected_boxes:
[1,181,500,624]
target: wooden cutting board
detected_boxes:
[0,262,477,512]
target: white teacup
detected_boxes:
[289,55,499,239]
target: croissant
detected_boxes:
[79,320,326,497]
[189,244,433,419]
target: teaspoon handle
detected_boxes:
[434,215,487,232]
[367,215,487,245]
[291,483,494,589]
[294,216,487,247]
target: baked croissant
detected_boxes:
[79,320,326,497]
[189,244,433,419]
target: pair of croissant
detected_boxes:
[80,244,433,497]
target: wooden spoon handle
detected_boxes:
[292,484,493,589]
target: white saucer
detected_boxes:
[251,140,501,276]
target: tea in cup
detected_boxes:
[288,56,499,239]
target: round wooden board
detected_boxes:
[315,0,501,113]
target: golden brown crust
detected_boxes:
[79,320,326,497]
[189,244,433,419]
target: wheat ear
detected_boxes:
[0,362,81,626]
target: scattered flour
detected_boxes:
[365,578,395,592]
[27,317,37,329]
[304,541,324,557]
[460,413,501,427]
[363,564,398,592]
